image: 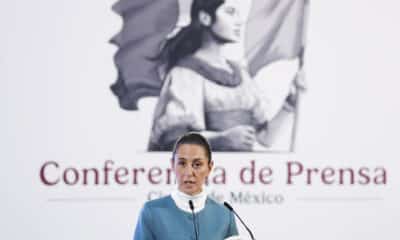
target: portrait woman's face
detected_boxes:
[173,144,213,195]
[210,0,243,43]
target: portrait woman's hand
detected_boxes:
[221,125,256,151]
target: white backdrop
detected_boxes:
[1,1,400,240]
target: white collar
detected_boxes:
[171,188,207,213]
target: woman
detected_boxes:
[134,133,239,239]
[148,0,284,151]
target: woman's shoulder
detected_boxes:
[164,66,206,89]
[205,197,231,215]
[143,195,174,210]
[168,65,206,80]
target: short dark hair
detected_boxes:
[172,132,212,162]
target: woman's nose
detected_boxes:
[184,166,195,176]
[234,19,243,29]
[235,12,244,25]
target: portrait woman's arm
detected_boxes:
[202,127,256,151]
[149,67,206,150]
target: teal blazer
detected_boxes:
[134,196,238,240]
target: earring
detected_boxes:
[199,11,211,27]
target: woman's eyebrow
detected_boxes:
[225,6,236,13]
[192,158,205,162]
[177,157,205,162]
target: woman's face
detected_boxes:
[211,1,243,43]
[173,143,213,195]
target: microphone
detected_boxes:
[188,200,199,240]
[224,202,256,240]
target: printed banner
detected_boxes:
[1,0,399,240]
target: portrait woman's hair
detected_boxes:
[155,0,225,72]
[172,132,212,163]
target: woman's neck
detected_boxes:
[171,188,207,213]
[194,33,232,73]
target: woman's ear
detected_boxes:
[171,158,175,172]
[198,10,212,27]
[208,160,214,172]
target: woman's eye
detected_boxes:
[225,7,236,15]
[193,162,202,168]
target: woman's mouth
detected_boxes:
[184,180,196,185]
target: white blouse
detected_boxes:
[149,62,273,148]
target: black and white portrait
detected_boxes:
[110,0,309,152]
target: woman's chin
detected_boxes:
[181,186,200,195]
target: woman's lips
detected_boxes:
[184,180,196,185]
